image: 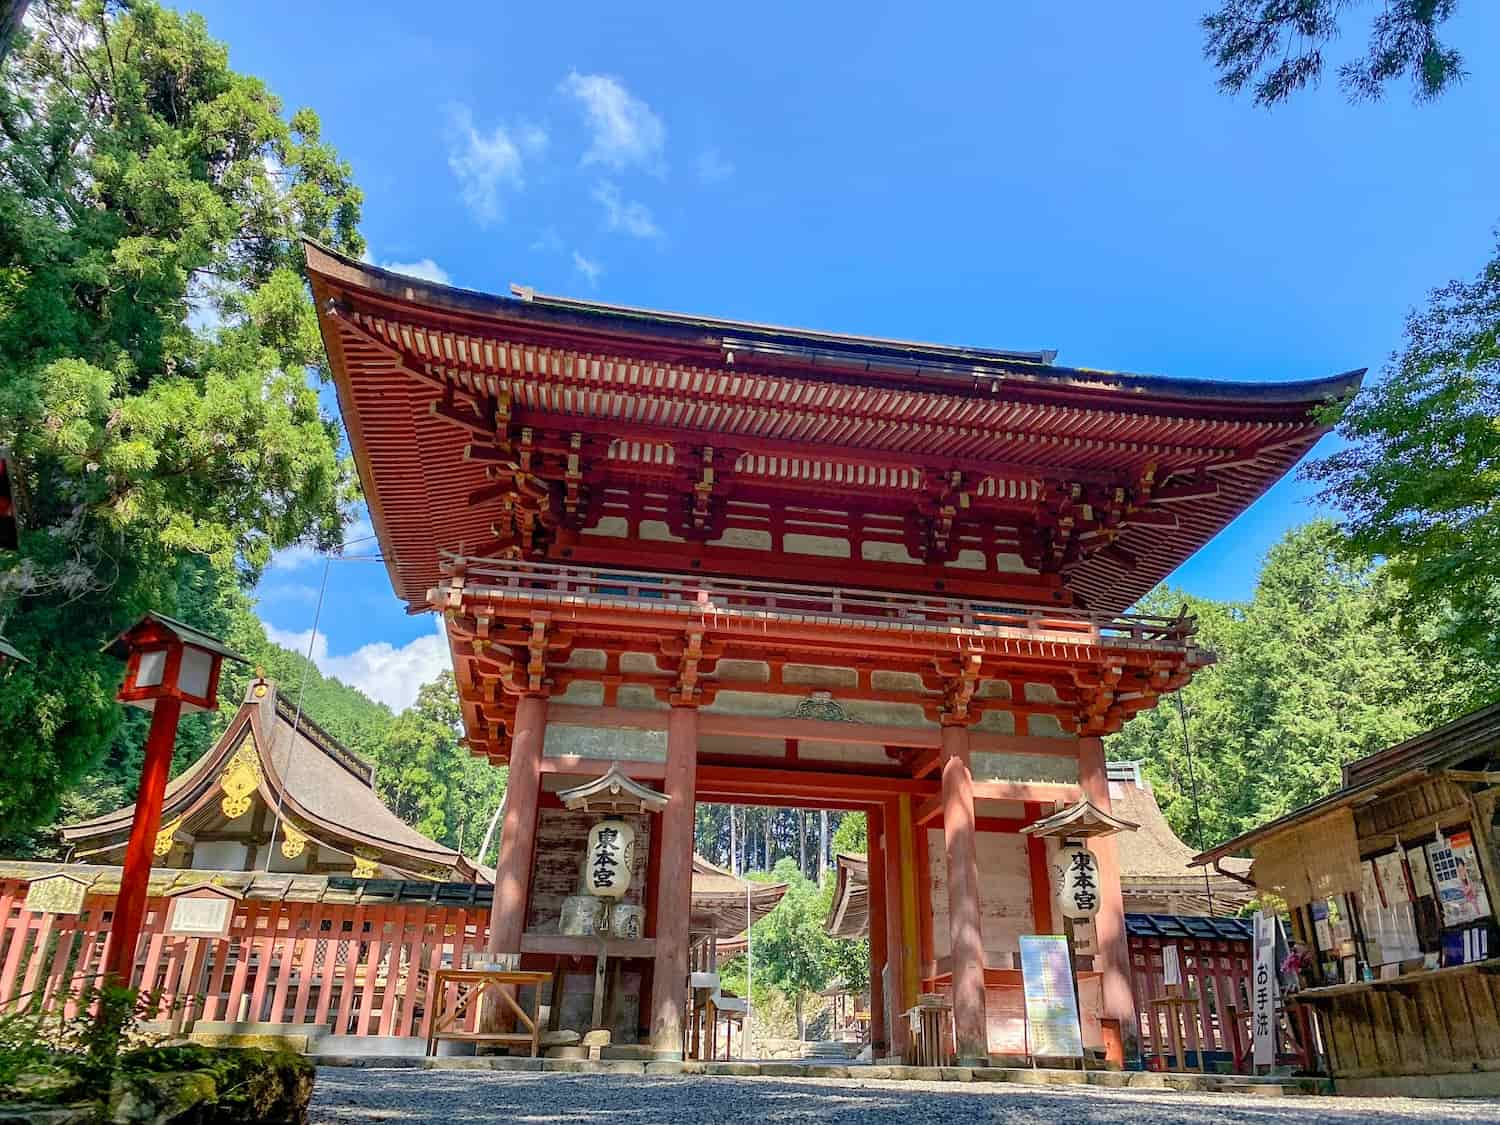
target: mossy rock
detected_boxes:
[1,1066,85,1105]
[112,1046,315,1125]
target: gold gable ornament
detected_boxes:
[153,815,184,858]
[351,851,380,879]
[219,739,262,819]
[280,821,310,860]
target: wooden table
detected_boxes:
[425,968,553,1058]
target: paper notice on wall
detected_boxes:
[1406,846,1433,898]
[1162,944,1181,987]
[1252,910,1279,1068]
[1428,830,1492,927]
[1375,851,1409,905]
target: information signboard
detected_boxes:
[24,874,87,916]
[1019,934,1083,1059]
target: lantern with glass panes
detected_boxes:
[107,612,244,712]
[100,613,246,988]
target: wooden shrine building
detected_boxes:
[1,681,783,1053]
[304,241,1359,1063]
[63,677,484,882]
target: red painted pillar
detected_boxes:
[866,805,888,1057]
[1025,801,1055,935]
[488,694,546,954]
[940,722,989,1065]
[103,697,183,986]
[650,704,698,1057]
[1078,735,1138,1057]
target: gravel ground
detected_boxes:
[309,1068,1500,1125]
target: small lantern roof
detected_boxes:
[102,611,248,665]
[0,632,27,665]
[1021,799,1139,840]
[558,765,669,813]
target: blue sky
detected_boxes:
[189,1,1500,710]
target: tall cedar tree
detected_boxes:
[0,0,364,834]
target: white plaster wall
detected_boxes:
[928,829,1033,963]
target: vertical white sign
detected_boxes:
[1251,910,1278,1068]
[1162,944,1181,987]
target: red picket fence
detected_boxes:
[1127,918,1255,1066]
[0,880,491,1039]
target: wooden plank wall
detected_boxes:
[1308,968,1500,1080]
[526,810,651,934]
[0,880,490,1039]
[925,828,1032,962]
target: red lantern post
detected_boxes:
[100,613,245,988]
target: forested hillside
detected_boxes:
[1106,521,1475,850]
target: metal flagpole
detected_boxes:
[745,878,753,1059]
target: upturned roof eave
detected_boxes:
[303,240,1364,411]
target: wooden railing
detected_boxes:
[0,884,492,1040]
[444,554,1198,651]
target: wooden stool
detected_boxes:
[902,995,954,1067]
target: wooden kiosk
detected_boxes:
[1195,705,1500,1095]
[305,242,1357,1062]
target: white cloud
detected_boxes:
[561,71,665,173]
[447,105,547,224]
[380,258,450,285]
[592,180,660,239]
[263,617,451,713]
[265,513,378,572]
[696,147,734,184]
[531,228,565,254]
[267,543,322,572]
[257,583,324,608]
[571,251,603,287]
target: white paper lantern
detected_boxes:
[585,819,635,899]
[1059,845,1102,919]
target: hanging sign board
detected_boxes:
[1058,846,1102,919]
[165,886,240,939]
[1251,910,1278,1068]
[1427,829,1491,927]
[1019,934,1084,1059]
[24,874,88,916]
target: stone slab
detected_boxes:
[423,1057,544,1072]
[542,1059,646,1074]
[311,1055,423,1069]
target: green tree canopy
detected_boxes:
[1203,0,1467,107]
[1307,236,1500,710]
[369,672,506,859]
[1108,521,1467,845]
[0,0,364,834]
[725,857,868,1039]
